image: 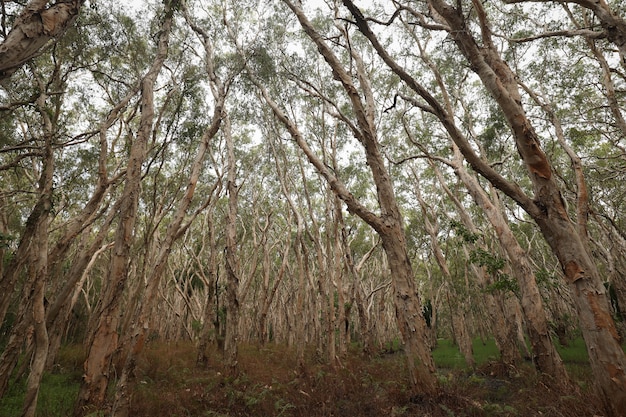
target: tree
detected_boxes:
[342,0,625,412]
[75,2,175,413]
[240,0,438,394]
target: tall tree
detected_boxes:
[20,76,55,417]
[342,0,625,411]
[240,0,438,394]
[74,2,175,413]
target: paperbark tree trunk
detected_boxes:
[22,168,51,417]
[0,173,57,398]
[426,1,625,409]
[223,114,240,374]
[442,146,569,382]
[110,84,225,417]
[20,89,54,417]
[44,86,134,371]
[74,4,173,414]
[0,0,84,81]
[195,209,220,366]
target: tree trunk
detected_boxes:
[344,0,622,409]
[0,0,84,81]
[413,169,475,368]
[19,91,55,417]
[444,147,569,382]
[223,114,240,374]
[110,106,224,417]
[22,225,49,417]
[0,179,57,399]
[74,5,173,413]
[196,211,219,366]
[253,1,438,393]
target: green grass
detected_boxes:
[0,372,80,417]
[555,337,589,364]
[432,338,500,369]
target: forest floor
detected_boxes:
[0,337,609,416]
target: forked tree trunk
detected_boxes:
[46,238,114,371]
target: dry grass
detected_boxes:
[0,340,606,416]
[125,341,605,417]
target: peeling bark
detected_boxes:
[0,0,84,81]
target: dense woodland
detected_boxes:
[1,0,626,415]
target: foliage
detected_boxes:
[469,248,519,294]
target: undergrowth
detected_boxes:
[0,338,606,416]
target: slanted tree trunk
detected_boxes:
[46,238,114,371]
[0,173,57,399]
[425,0,625,408]
[74,4,173,414]
[22,172,51,417]
[113,16,227,411]
[442,145,569,382]
[0,0,85,81]
[248,1,438,393]
[21,90,55,417]
[223,114,240,374]
[44,86,135,371]
[423,158,521,365]
[110,98,225,417]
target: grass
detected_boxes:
[432,338,500,369]
[0,372,81,417]
[0,338,606,417]
[555,337,589,363]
